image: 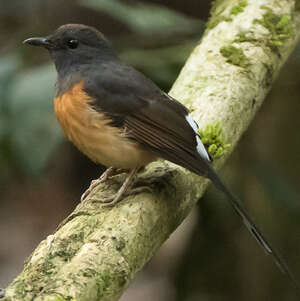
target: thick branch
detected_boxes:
[4,1,300,300]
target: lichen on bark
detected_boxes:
[3,1,300,300]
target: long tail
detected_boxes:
[206,165,300,295]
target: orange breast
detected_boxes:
[54,82,155,169]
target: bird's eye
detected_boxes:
[67,39,79,49]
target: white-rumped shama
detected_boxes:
[24,24,300,293]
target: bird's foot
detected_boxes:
[80,167,126,202]
[96,186,153,207]
[90,167,152,207]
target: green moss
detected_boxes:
[206,0,248,29]
[96,271,113,294]
[11,280,28,299]
[206,0,232,29]
[115,238,126,251]
[209,0,227,17]
[230,0,247,16]
[43,296,75,301]
[198,122,230,159]
[206,16,232,29]
[40,257,56,275]
[81,268,97,278]
[48,232,85,263]
[254,7,292,50]
[220,45,249,68]
[234,33,257,43]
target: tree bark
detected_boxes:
[4,1,300,300]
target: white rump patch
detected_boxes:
[185,114,210,161]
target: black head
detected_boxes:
[23,24,117,74]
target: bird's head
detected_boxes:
[24,24,116,73]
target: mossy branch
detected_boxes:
[3,1,300,300]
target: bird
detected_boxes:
[24,24,299,293]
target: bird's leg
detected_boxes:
[81,167,125,202]
[100,167,141,207]
[88,167,153,207]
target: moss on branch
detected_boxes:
[230,0,248,16]
[220,45,249,67]
[3,1,300,300]
[254,6,293,50]
[198,122,230,159]
[206,0,248,29]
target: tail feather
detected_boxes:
[206,164,300,295]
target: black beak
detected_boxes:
[23,37,52,48]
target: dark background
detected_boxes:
[0,1,300,300]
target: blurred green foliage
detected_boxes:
[0,53,60,178]
[80,0,201,35]
[8,64,61,175]
[0,55,20,179]
[120,42,195,88]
